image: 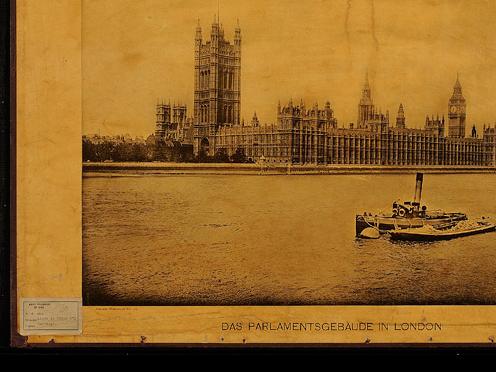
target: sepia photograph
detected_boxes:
[80,0,496,308]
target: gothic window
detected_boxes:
[200,70,209,90]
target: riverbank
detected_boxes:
[82,162,496,176]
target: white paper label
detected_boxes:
[20,298,82,335]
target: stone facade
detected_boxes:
[214,100,338,163]
[193,18,241,155]
[154,102,193,143]
[154,20,496,167]
[425,115,445,137]
[448,75,467,138]
[357,74,390,132]
[208,72,495,166]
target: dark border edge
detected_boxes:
[9,0,26,349]
[4,0,496,352]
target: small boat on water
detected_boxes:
[356,173,467,237]
[389,219,496,241]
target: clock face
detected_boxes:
[450,105,458,114]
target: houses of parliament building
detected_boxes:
[154,19,496,166]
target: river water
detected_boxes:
[82,173,496,305]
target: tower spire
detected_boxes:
[358,71,374,128]
[396,103,405,129]
[364,70,370,90]
[454,73,462,94]
[361,71,371,100]
[195,18,202,42]
[448,73,466,138]
[234,18,241,43]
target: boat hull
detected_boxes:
[355,213,467,237]
[389,223,496,241]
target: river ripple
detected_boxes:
[83,173,496,305]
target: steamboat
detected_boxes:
[355,173,467,238]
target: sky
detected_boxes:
[82,0,496,136]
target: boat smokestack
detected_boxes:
[413,173,423,205]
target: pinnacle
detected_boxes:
[454,73,462,90]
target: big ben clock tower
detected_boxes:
[448,75,466,138]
